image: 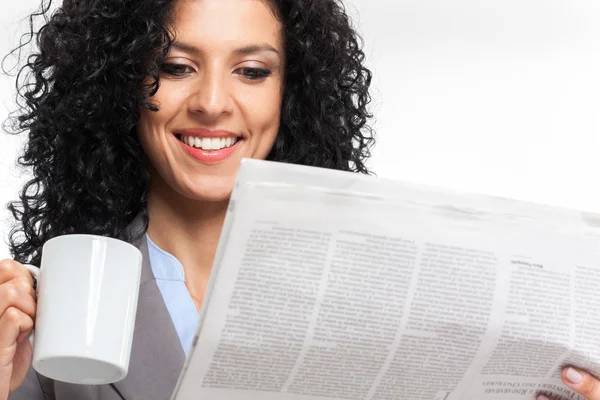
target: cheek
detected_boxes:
[242,88,282,136]
[143,83,188,127]
[138,85,187,145]
[137,110,164,155]
[137,111,176,172]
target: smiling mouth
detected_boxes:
[176,134,240,151]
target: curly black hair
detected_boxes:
[4,0,375,265]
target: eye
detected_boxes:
[237,67,272,81]
[160,63,194,77]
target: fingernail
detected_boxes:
[565,367,583,384]
[537,395,550,400]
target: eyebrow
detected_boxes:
[171,42,281,58]
[234,44,280,57]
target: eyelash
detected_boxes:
[237,67,272,81]
[160,63,193,77]
[159,64,272,81]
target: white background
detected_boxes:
[1,0,599,259]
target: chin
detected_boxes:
[181,178,236,203]
[191,190,232,203]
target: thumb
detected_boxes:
[561,367,600,400]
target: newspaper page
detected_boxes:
[171,159,600,400]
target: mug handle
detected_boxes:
[22,263,40,289]
[21,264,40,344]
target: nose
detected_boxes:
[186,68,233,119]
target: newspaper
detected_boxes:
[171,159,600,400]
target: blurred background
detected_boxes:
[1,0,599,259]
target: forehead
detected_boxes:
[171,0,283,50]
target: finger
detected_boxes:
[0,306,33,399]
[0,259,34,286]
[13,278,36,300]
[0,280,36,320]
[0,307,34,353]
[561,366,600,400]
[537,395,564,400]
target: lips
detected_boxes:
[177,134,240,151]
[174,129,241,164]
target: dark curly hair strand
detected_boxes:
[4,0,375,265]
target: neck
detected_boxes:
[145,175,229,310]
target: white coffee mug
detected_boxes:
[23,234,142,384]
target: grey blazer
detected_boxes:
[9,220,186,400]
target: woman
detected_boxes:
[1,1,597,400]
[1,0,374,398]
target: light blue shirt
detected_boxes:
[146,234,199,356]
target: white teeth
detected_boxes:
[201,138,210,150]
[180,135,239,151]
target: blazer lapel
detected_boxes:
[111,219,186,400]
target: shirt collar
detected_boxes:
[145,234,186,281]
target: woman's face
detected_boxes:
[137,0,284,202]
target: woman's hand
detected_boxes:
[537,367,600,400]
[0,259,36,399]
